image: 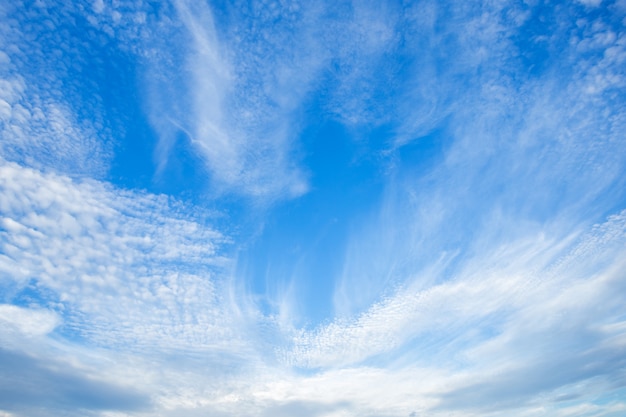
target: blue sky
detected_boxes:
[1,0,626,416]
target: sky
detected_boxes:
[1,0,626,416]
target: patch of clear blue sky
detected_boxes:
[237,120,391,324]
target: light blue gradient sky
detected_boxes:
[1,0,626,416]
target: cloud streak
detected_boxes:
[144,0,325,199]
[287,210,626,366]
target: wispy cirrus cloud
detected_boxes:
[144,0,330,199]
[332,0,626,319]
[267,1,626,414]
[277,211,626,416]
[290,210,626,364]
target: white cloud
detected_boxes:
[92,0,105,14]
[0,304,59,337]
[0,160,240,353]
[143,0,320,200]
[280,209,626,415]
[331,0,626,324]
[0,2,113,177]
[577,0,603,7]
